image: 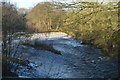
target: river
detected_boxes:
[6,31,118,78]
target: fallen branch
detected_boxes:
[22,43,61,55]
[2,55,31,67]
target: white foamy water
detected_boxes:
[30,32,70,40]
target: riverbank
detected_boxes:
[61,30,119,58]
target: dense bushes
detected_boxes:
[61,2,119,57]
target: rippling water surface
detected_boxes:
[8,32,118,78]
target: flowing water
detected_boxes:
[6,32,118,78]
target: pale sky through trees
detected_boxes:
[8,0,118,9]
[9,0,75,9]
[6,0,119,9]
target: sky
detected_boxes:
[6,0,119,9]
[8,0,75,9]
[9,0,52,9]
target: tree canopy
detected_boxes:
[2,2,26,33]
[26,2,66,32]
[61,1,119,56]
